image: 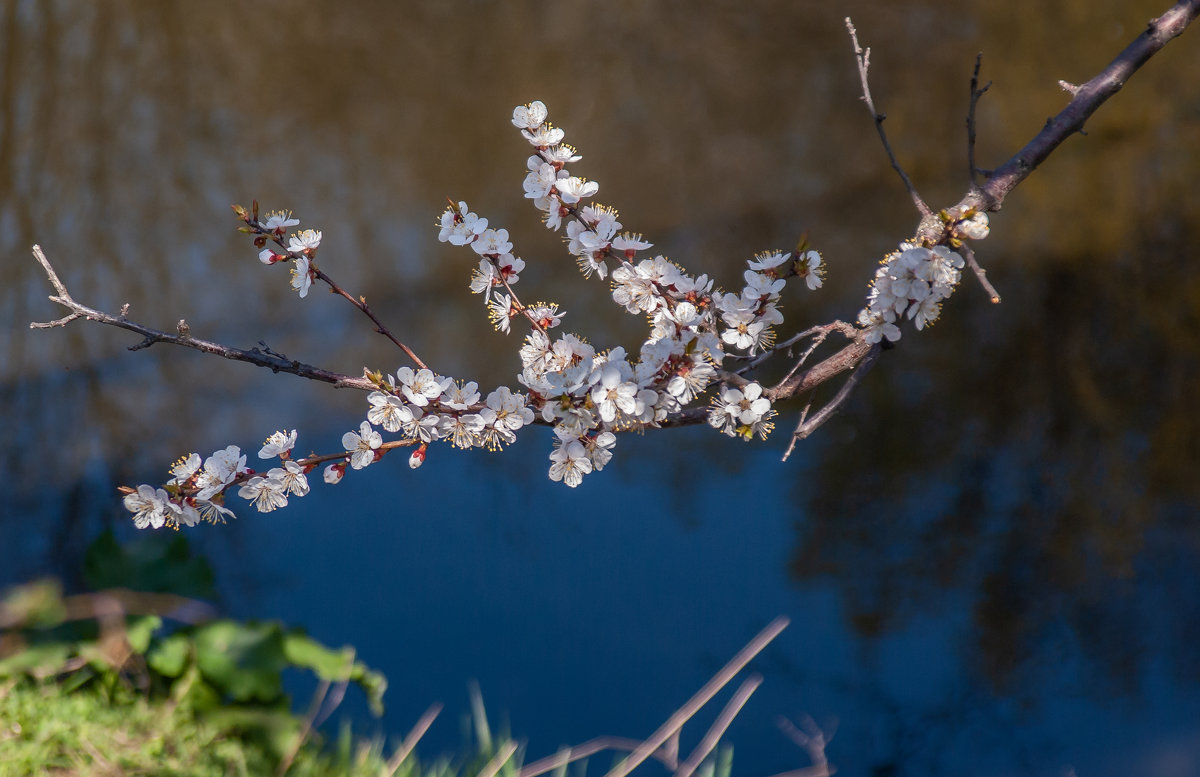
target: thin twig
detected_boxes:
[603,617,789,777]
[733,321,855,376]
[782,343,882,461]
[477,742,519,777]
[662,731,680,770]
[314,268,429,369]
[844,18,932,218]
[278,679,334,777]
[520,737,680,777]
[244,208,429,370]
[29,245,377,391]
[673,675,762,777]
[313,679,350,730]
[385,703,443,777]
[485,257,549,337]
[776,715,835,777]
[966,53,992,186]
[958,242,1001,304]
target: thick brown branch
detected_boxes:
[781,343,882,461]
[946,0,1200,225]
[658,336,874,430]
[767,338,875,402]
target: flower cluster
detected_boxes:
[855,211,988,344]
[857,243,965,343]
[357,369,535,456]
[432,101,840,488]
[243,205,321,299]
[125,99,858,528]
[122,432,308,529]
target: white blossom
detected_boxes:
[549,437,592,487]
[523,124,565,146]
[797,250,824,290]
[441,380,481,411]
[125,484,173,530]
[438,201,488,245]
[238,475,289,513]
[556,177,598,204]
[195,446,247,500]
[396,367,451,407]
[342,421,382,470]
[168,453,202,487]
[259,430,297,459]
[512,100,549,130]
[524,160,563,199]
[291,254,314,298]
[270,460,310,497]
[288,229,322,253]
[708,382,775,440]
[367,391,407,432]
[439,413,485,449]
[471,228,513,257]
[262,210,299,232]
[194,499,235,525]
[612,232,652,258]
[542,144,581,165]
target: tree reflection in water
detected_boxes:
[3,1,1199,774]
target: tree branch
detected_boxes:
[845,17,933,219]
[27,0,1200,478]
[781,343,882,462]
[945,0,1200,226]
[966,53,992,186]
[29,244,376,392]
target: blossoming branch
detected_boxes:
[28,1,1200,529]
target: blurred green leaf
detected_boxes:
[125,614,162,654]
[194,620,287,703]
[146,632,191,678]
[282,631,355,680]
[0,642,71,677]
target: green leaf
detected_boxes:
[125,615,162,654]
[352,664,388,717]
[0,642,72,678]
[193,620,286,703]
[147,632,191,678]
[282,632,355,681]
[281,631,387,716]
[173,664,222,712]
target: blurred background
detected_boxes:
[4,1,1200,775]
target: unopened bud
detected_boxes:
[409,444,428,470]
[323,462,346,484]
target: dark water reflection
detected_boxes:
[4,1,1200,775]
